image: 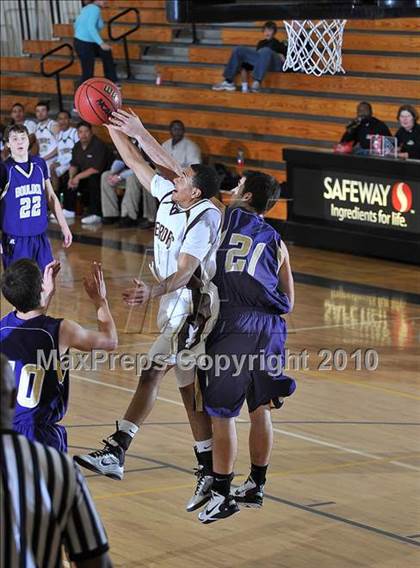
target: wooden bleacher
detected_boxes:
[1,0,419,221]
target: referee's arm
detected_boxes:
[64,465,113,567]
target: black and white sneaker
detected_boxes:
[74,441,125,481]
[232,476,264,508]
[186,466,213,512]
[198,490,240,524]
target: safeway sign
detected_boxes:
[319,173,419,233]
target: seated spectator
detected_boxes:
[162,120,201,167]
[34,100,59,170]
[9,102,37,148]
[101,149,158,229]
[64,121,112,224]
[0,353,113,567]
[340,102,391,153]
[395,104,420,160]
[212,21,287,93]
[2,103,37,158]
[50,110,79,209]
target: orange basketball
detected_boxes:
[74,78,122,126]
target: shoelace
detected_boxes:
[193,467,209,495]
[88,440,116,459]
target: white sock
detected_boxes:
[118,419,139,438]
[241,82,248,92]
[195,438,212,453]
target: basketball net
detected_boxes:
[283,19,347,76]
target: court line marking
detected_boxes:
[70,445,420,548]
[72,374,420,471]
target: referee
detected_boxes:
[0,354,113,568]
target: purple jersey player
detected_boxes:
[0,124,72,270]
[0,259,118,451]
[198,171,296,524]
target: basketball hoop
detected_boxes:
[283,19,347,76]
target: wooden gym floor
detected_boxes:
[2,221,419,567]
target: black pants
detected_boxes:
[63,175,101,216]
[74,37,118,84]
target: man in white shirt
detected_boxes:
[50,110,79,219]
[34,100,59,171]
[75,109,221,513]
[7,102,37,153]
[162,120,201,168]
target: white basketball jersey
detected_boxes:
[57,127,79,171]
[150,175,222,330]
[35,119,58,160]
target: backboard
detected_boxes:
[166,1,420,24]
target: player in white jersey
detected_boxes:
[75,110,222,511]
[34,100,59,171]
[55,110,79,178]
[50,111,79,214]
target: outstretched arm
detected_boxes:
[109,109,183,176]
[122,253,200,306]
[59,262,118,353]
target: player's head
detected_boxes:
[235,170,279,214]
[173,164,220,206]
[4,124,30,159]
[77,121,93,144]
[57,110,71,131]
[0,354,16,428]
[1,259,43,313]
[10,102,25,124]
[397,104,417,130]
[169,120,185,144]
[263,21,277,39]
[35,100,50,122]
[357,101,372,120]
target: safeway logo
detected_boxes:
[391,182,412,213]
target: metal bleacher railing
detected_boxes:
[40,42,75,112]
[107,7,141,80]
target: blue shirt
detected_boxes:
[74,3,104,45]
[213,206,291,314]
[0,155,49,236]
[0,311,69,427]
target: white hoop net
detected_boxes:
[283,19,347,76]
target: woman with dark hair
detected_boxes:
[73,0,119,86]
[395,104,420,160]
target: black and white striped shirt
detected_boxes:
[0,430,109,567]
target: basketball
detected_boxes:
[74,78,122,126]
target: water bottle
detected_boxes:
[155,72,162,86]
[59,192,64,207]
[237,148,245,171]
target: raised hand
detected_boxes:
[109,108,145,138]
[42,260,61,307]
[83,262,107,306]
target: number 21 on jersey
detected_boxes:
[225,233,266,276]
